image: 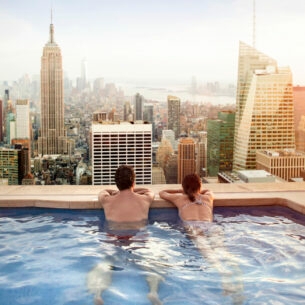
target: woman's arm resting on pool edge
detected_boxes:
[159,189,183,203]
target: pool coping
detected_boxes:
[1,183,305,215]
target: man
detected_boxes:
[88,165,162,305]
[98,164,154,223]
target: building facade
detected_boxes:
[12,139,31,176]
[134,93,144,121]
[92,121,152,185]
[2,90,10,143]
[293,86,305,152]
[256,149,305,181]
[0,99,2,142]
[16,99,30,139]
[233,42,295,170]
[0,148,23,185]
[38,20,67,155]
[123,102,133,122]
[207,111,235,176]
[144,104,155,139]
[178,137,196,183]
[167,95,181,139]
[196,131,207,177]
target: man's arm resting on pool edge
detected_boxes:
[133,188,155,201]
[98,189,119,202]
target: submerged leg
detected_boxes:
[87,261,113,305]
[190,229,245,305]
[146,273,163,305]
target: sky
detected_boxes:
[0,0,305,87]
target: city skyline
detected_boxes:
[0,0,305,87]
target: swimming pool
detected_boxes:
[0,206,305,305]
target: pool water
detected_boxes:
[0,206,305,305]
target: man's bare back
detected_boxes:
[99,187,154,223]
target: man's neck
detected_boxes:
[119,188,133,193]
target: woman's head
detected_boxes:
[182,173,202,202]
[115,165,135,191]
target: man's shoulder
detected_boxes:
[98,190,118,205]
[132,192,154,206]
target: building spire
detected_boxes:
[253,0,256,48]
[49,7,55,43]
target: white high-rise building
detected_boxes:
[16,99,30,139]
[92,121,152,185]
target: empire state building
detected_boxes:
[38,20,67,155]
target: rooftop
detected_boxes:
[259,149,305,157]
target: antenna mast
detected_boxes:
[49,2,55,43]
[253,0,256,48]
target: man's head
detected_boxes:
[115,165,135,191]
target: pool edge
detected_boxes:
[1,183,305,215]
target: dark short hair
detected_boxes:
[115,165,135,190]
[182,173,201,202]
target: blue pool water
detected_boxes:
[1,206,305,305]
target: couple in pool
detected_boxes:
[88,165,243,305]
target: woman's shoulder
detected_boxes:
[201,190,214,200]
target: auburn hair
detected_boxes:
[182,173,201,202]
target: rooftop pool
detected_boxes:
[1,205,305,305]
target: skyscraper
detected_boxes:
[38,18,67,155]
[2,90,13,144]
[167,95,180,139]
[293,86,305,151]
[207,111,235,176]
[16,99,30,139]
[0,148,23,185]
[196,140,206,177]
[143,104,153,123]
[6,110,15,144]
[0,99,3,142]
[134,93,144,121]
[144,104,154,138]
[178,137,196,183]
[233,42,295,170]
[92,121,152,185]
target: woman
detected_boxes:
[159,173,214,223]
[160,174,244,304]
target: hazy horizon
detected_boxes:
[1,0,305,87]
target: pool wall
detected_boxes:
[1,182,305,215]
